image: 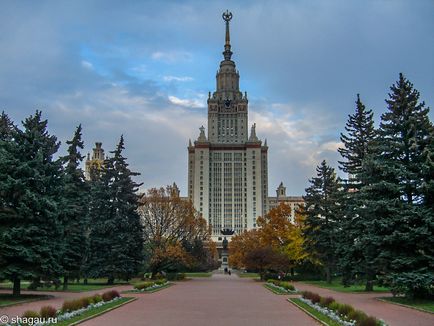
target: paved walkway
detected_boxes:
[81,274,317,326]
[295,282,434,326]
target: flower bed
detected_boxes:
[5,290,122,326]
[298,291,387,326]
[133,279,169,292]
[266,279,297,293]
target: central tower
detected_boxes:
[188,11,268,246]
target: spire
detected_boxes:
[248,123,259,142]
[222,10,233,61]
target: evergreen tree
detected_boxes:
[0,111,63,295]
[86,136,143,284]
[0,111,15,141]
[337,95,377,290]
[359,74,434,298]
[303,160,340,283]
[60,125,88,290]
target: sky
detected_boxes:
[1,0,433,195]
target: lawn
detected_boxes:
[0,294,51,307]
[238,273,260,279]
[263,283,290,295]
[184,272,212,278]
[304,279,389,293]
[56,297,135,326]
[289,298,342,326]
[380,297,434,314]
[0,279,129,293]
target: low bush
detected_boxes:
[337,303,355,316]
[22,310,40,318]
[279,281,295,291]
[91,294,103,304]
[102,290,120,302]
[155,279,167,285]
[301,290,384,326]
[134,281,154,290]
[348,309,368,324]
[359,316,380,326]
[319,296,335,307]
[40,305,57,318]
[79,296,91,308]
[61,298,83,312]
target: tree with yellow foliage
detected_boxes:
[229,203,308,278]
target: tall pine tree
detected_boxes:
[337,94,377,290]
[86,136,143,284]
[359,74,434,298]
[303,160,340,283]
[60,125,89,290]
[0,111,63,295]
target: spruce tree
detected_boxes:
[0,111,15,141]
[86,136,143,284]
[60,125,89,290]
[337,95,377,290]
[303,160,340,283]
[0,111,63,295]
[359,74,434,298]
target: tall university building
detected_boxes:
[85,12,305,248]
[188,11,269,242]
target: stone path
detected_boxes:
[81,274,317,326]
[295,282,434,326]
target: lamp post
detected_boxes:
[220,228,234,271]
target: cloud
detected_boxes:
[163,75,194,82]
[151,51,192,64]
[81,60,94,70]
[168,95,205,108]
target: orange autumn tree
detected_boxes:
[138,185,217,276]
[229,203,308,277]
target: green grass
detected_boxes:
[55,297,134,326]
[0,294,52,307]
[263,283,290,295]
[289,298,342,326]
[380,297,434,314]
[304,280,389,293]
[184,272,212,278]
[238,272,260,279]
[123,283,173,294]
[0,279,129,293]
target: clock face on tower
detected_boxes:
[224,98,231,109]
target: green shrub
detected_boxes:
[280,281,295,291]
[155,279,167,285]
[329,301,341,312]
[348,309,368,323]
[177,273,186,280]
[134,281,154,290]
[92,294,103,303]
[22,310,40,318]
[358,316,380,326]
[337,303,355,316]
[40,305,57,318]
[319,296,335,307]
[102,290,120,301]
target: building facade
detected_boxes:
[188,11,268,242]
[268,182,304,223]
[85,142,105,180]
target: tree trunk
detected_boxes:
[107,276,114,285]
[84,278,88,285]
[365,271,374,291]
[290,267,294,276]
[325,266,332,284]
[63,276,68,290]
[13,277,21,296]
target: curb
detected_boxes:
[69,297,137,326]
[376,297,434,315]
[287,298,329,326]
